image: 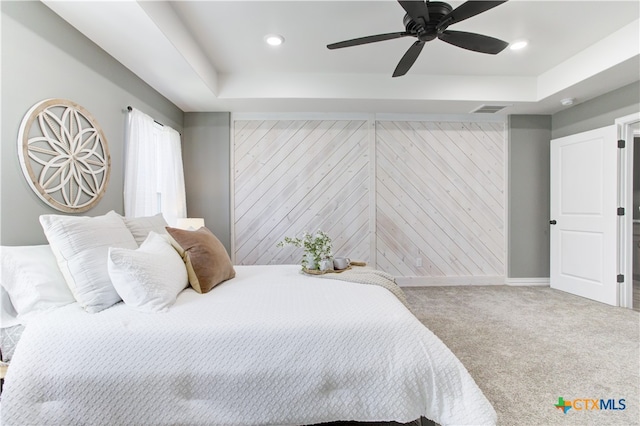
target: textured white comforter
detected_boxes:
[1,265,496,426]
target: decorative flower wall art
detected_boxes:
[17,99,111,213]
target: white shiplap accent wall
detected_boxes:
[233,120,370,265]
[233,116,505,281]
[376,121,505,279]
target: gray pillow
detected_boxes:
[123,213,169,246]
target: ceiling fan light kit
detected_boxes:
[327,0,509,77]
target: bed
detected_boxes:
[0,212,496,426]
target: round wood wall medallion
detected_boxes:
[17,99,111,213]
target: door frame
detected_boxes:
[618,112,640,309]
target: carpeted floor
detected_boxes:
[404,285,640,426]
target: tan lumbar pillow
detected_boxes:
[165,226,235,293]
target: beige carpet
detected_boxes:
[404,285,640,426]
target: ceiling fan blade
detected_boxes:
[437,1,507,29]
[398,0,429,24]
[327,32,411,50]
[393,40,425,77]
[438,30,508,54]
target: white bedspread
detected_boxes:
[1,265,496,426]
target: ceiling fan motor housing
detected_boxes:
[403,2,453,41]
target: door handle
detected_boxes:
[550,220,557,225]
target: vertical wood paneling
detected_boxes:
[375,121,505,277]
[233,120,370,265]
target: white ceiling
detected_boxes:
[43,0,640,115]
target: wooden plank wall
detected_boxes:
[233,118,505,279]
[233,120,370,265]
[376,121,505,277]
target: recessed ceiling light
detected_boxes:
[264,34,284,46]
[509,40,528,51]
[560,97,576,107]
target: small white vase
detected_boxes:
[304,253,317,270]
[319,258,334,272]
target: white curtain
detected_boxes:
[124,108,186,226]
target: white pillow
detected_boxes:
[0,245,75,324]
[40,211,138,313]
[1,287,20,328]
[122,213,169,246]
[108,232,188,313]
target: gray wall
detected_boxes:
[3,1,638,277]
[182,113,231,254]
[1,1,183,245]
[634,137,640,220]
[507,115,552,278]
[507,81,640,279]
[552,81,640,139]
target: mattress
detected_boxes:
[0,265,496,426]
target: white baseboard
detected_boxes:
[396,276,551,287]
[396,276,505,287]
[504,277,550,286]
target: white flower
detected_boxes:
[277,230,333,270]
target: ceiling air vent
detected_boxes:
[470,104,508,114]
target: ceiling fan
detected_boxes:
[327,0,510,77]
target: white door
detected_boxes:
[550,125,618,306]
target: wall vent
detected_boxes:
[470,104,508,114]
